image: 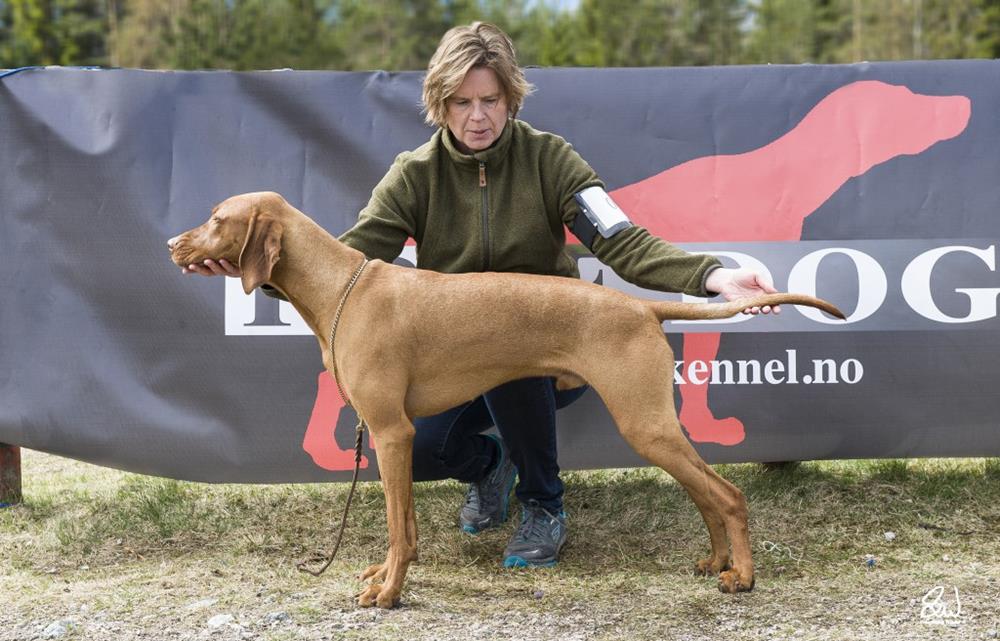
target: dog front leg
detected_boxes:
[357,420,417,609]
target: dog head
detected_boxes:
[168,192,285,295]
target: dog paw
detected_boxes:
[695,557,731,576]
[357,583,382,607]
[359,563,387,583]
[718,569,755,593]
[376,587,401,609]
[357,583,400,609]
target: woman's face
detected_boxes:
[445,66,509,154]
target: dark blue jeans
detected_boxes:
[412,377,588,512]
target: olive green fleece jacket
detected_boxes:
[265,119,721,298]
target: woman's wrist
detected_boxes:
[704,266,730,295]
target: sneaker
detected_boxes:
[502,499,567,568]
[459,434,517,534]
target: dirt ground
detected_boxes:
[2,451,998,641]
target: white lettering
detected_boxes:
[902,245,1000,323]
[711,359,735,384]
[763,359,785,384]
[737,360,762,384]
[787,248,887,324]
[687,360,709,385]
[812,358,838,384]
[224,278,310,336]
[223,243,1000,336]
[840,359,864,384]
[674,360,685,384]
[673,351,860,385]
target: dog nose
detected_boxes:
[167,235,179,250]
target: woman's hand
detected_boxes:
[704,267,780,315]
[181,259,242,277]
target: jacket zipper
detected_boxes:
[479,161,490,271]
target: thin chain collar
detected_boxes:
[328,257,370,408]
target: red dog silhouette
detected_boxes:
[302,372,370,470]
[303,80,971,470]
[613,80,969,445]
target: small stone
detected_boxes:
[884,531,896,541]
[186,598,218,610]
[264,611,291,625]
[207,614,235,628]
[533,589,544,599]
[42,621,72,639]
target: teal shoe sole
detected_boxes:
[503,555,558,569]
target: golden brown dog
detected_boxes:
[168,191,844,609]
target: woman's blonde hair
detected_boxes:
[422,22,533,128]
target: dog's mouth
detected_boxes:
[169,240,202,268]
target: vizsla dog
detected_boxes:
[168,192,844,609]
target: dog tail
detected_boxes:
[647,293,846,322]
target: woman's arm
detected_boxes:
[551,141,778,312]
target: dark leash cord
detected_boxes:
[296,258,370,577]
[296,421,365,577]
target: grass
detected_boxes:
[1,450,998,640]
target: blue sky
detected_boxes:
[533,0,582,10]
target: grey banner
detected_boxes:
[2,61,999,482]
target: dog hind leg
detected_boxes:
[588,349,754,592]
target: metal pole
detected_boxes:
[0,443,22,507]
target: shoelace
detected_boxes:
[514,500,562,542]
[464,483,482,511]
[466,454,508,513]
[466,476,502,512]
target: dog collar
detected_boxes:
[328,258,370,409]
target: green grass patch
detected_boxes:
[2,452,999,640]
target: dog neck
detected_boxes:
[264,205,368,347]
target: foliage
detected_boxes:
[0,0,107,66]
[1,0,999,70]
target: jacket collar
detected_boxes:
[440,118,514,167]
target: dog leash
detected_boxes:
[296,258,370,577]
[328,258,370,410]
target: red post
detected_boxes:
[0,443,22,506]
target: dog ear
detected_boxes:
[238,212,283,294]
